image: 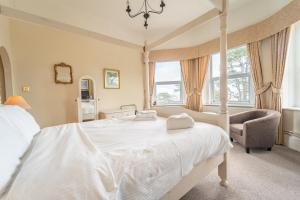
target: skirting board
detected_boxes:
[284,133,300,152]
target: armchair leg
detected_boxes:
[246,148,250,154]
[267,147,272,151]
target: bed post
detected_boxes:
[218,0,229,187]
[144,41,151,109]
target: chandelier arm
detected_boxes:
[148,7,164,15]
[127,11,145,18]
[146,0,164,14]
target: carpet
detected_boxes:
[181,144,300,200]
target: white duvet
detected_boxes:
[3,117,232,200]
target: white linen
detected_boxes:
[0,106,40,195]
[134,110,157,121]
[166,113,194,130]
[3,117,232,200]
[0,106,40,144]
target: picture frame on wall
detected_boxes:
[104,68,120,89]
[54,62,73,84]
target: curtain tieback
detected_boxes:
[187,89,201,97]
[256,82,271,95]
[271,85,281,94]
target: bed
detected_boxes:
[0,105,232,200]
[1,0,230,199]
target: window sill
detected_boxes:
[151,104,185,108]
[282,107,300,112]
[203,104,255,108]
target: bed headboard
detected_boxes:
[153,106,229,133]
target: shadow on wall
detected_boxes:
[0,47,14,102]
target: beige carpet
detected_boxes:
[181,144,300,200]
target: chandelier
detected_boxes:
[126,0,166,29]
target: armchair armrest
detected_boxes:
[230,111,255,124]
[243,113,281,146]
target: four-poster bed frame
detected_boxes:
[143,1,229,199]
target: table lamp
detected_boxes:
[4,96,31,110]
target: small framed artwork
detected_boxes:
[54,62,73,84]
[104,68,120,89]
[81,79,89,90]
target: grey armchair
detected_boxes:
[230,109,281,153]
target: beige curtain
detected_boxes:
[270,27,291,144]
[247,41,269,109]
[149,62,155,105]
[181,55,209,112]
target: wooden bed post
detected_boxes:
[218,0,229,187]
[144,41,151,109]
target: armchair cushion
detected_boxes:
[230,123,243,136]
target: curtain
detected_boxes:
[247,41,270,108]
[181,55,209,112]
[149,62,155,105]
[271,27,291,144]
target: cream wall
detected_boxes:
[0,16,11,52]
[10,19,144,128]
[0,15,14,96]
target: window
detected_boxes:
[206,45,254,106]
[283,20,300,108]
[154,61,184,105]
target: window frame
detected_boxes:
[153,61,184,106]
[206,45,255,107]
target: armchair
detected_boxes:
[230,110,281,153]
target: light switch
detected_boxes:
[22,85,30,93]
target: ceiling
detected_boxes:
[0,0,293,49]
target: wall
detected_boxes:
[10,19,144,128]
[0,15,14,96]
[283,108,300,152]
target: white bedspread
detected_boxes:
[3,117,232,200]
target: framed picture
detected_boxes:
[54,63,73,84]
[81,79,89,90]
[104,68,120,89]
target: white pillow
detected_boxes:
[0,106,40,194]
[0,105,40,144]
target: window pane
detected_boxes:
[155,61,181,82]
[210,46,250,77]
[228,76,250,103]
[209,45,253,105]
[155,84,181,105]
[212,79,220,104]
[211,53,220,78]
[227,46,250,76]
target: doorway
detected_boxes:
[0,47,13,102]
[0,55,6,103]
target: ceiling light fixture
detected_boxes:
[126,0,166,29]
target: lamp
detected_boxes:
[4,96,31,110]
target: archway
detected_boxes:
[0,55,5,103]
[0,47,14,102]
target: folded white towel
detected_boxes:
[134,110,157,121]
[167,113,194,130]
[136,110,157,118]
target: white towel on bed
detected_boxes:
[167,113,194,130]
[134,110,157,121]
